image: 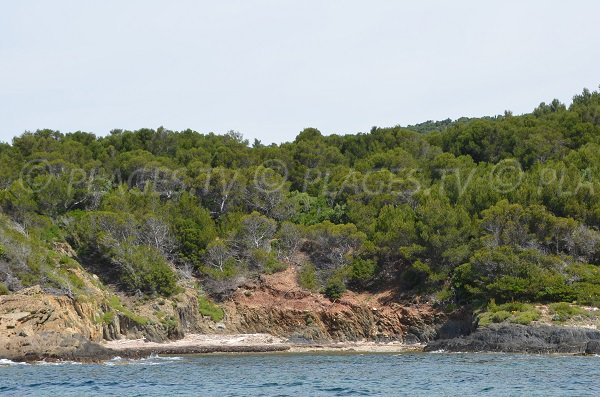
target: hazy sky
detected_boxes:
[1,1,599,144]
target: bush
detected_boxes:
[324,276,346,300]
[263,257,287,274]
[298,264,319,291]
[513,310,540,325]
[0,282,9,295]
[119,245,178,297]
[247,249,286,274]
[350,258,376,284]
[200,257,239,280]
[198,295,224,322]
[478,310,511,327]
[477,301,540,327]
[548,302,590,322]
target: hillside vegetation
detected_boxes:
[1,87,600,313]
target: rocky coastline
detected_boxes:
[1,272,599,362]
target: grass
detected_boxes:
[0,282,9,295]
[108,295,149,326]
[548,302,594,322]
[198,295,224,322]
[478,301,541,327]
[101,311,115,324]
[64,270,86,290]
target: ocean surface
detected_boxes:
[1,352,598,396]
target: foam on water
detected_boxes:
[0,358,28,366]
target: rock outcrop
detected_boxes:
[425,323,600,354]
[221,268,444,343]
[0,285,108,361]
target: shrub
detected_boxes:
[263,257,287,274]
[118,245,178,297]
[247,249,286,274]
[572,282,600,307]
[198,295,224,322]
[548,302,590,322]
[200,257,239,280]
[477,301,540,327]
[403,260,432,289]
[298,264,319,291]
[324,276,346,300]
[478,310,511,327]
[350,258,376,284]
[0,282,9,295]
[513,310,540,325]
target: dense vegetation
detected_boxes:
[1,87,600,309]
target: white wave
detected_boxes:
[155,356,183,361]
[102,353,182,366]
[35,360,82,366]
[0,358,29,366]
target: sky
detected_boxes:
[1,1,599,144]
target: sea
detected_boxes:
[0,352,598,396]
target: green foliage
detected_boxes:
[118,245,178,297]
[261,254,287,274]
[403,260,433,289]
[107,296,149,325]
[64,270,86,290]
[324,275,347,300]
[1,88,600,307]
[298,264,319,291]
[0,282,9,295]
[198,295,224,322]
[350,258,376,284]
[478,301,541,327]
[548,302,593,322]
[101,311,115,325]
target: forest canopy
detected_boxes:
[1,87,600,307]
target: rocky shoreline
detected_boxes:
[425,324,600,354]
[4,324,600,363]
[2,278,599,362]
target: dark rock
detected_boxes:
[585,340,600,354]
[403,333,420,345]
[436,309,475,339]
[425,324,600,354]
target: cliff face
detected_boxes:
[0,266,454,360]
[0,285,106,360]
[221,268,446,343]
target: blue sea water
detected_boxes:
[0,352,598,396]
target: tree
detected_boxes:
[305,221,366,271]
[233,212,277,252]
[274,221,304,263]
